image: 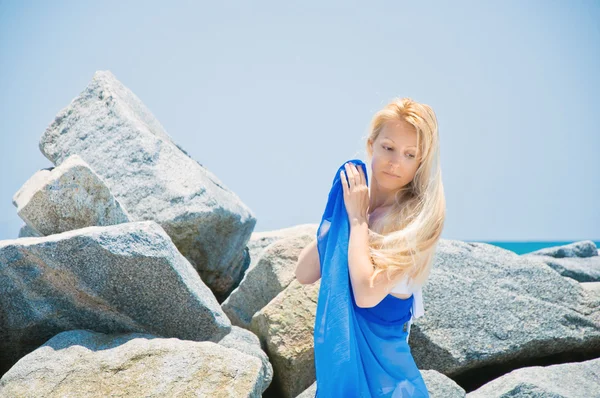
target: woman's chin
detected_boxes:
[375,181,404,192]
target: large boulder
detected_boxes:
[224,224,317,310]
[250,279,320,398]
[420,369,467,397]
[12,154,130,236]
[0,221,230,377]
[522,240,600,282]
[246,224,318,270]
[525,240,598,258]
[467,356,600,397]
[222,231,314,329]
[38,70,255,302]
[217,325,273,394]
[0,329,264,397]
[409,240,600,379]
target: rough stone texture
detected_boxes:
[532,255,600,283]
[406,240,600,377]
[246,224,318,272]
[250,279,320,398]
[420,369,467,397]
[12,154,130,236]
[526,240,598,258]
[296,369,466,398]
[217,325,273,394]
[0,329,264,398]
[17,223,40,238]
[466,357,600,397]
[522,241,600,283]
[224,224,317,315]
[38,70,255,302]
[0,221,230,377]
[222,232,314,329]
[581,281,600,297]
[295,381,318,398]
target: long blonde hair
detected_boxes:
[364,97,446,288]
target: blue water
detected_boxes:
[467,240,600,255]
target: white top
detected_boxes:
[390,278,423,316]
[390,277,419,295]
[390,277,424,342]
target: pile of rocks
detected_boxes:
[1,71,599,397]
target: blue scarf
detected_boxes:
[313,159,430,397]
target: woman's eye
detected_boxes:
[382,145,415,158]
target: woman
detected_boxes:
[296,97,445,397]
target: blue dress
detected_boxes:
[313,159,430,397]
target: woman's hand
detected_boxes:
[340,162,370,224]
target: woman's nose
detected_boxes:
[389,163,401,173]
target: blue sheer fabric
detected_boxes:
[313,159,430,397]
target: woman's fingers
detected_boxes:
[356,164,365,186]
[345,162,358,188]
[343,164,351,190]
[342,162,367,196]
[340,169,349,195]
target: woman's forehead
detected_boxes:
[381,120,417,141]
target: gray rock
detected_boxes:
[38,70,255,301]
[421,369,467,397]
[250,279,320,398]
[225,224,318,309]
[581,281,600,295]
[581,281,600,311]
[0,220,230,377]
[522,241,600,282]
[525,240,598,258]
[0,329,264,397]
[12,154,130,236]
[17,223,40,238]
[524,254,600,283]
[406,240,600,377]
[295,381,317,398]
[467,357,600,397]
[247,224,318,271]
[218,325,273,394]
[222,232,314,329]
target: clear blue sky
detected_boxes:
[1,0,598,242]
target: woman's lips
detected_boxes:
[384,172,399,178]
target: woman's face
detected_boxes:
[369,120,421,191]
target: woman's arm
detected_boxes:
[348,218,415,308]
[348,219,379,307]
[295,239,321,284]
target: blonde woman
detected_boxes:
[296,97,445,397]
